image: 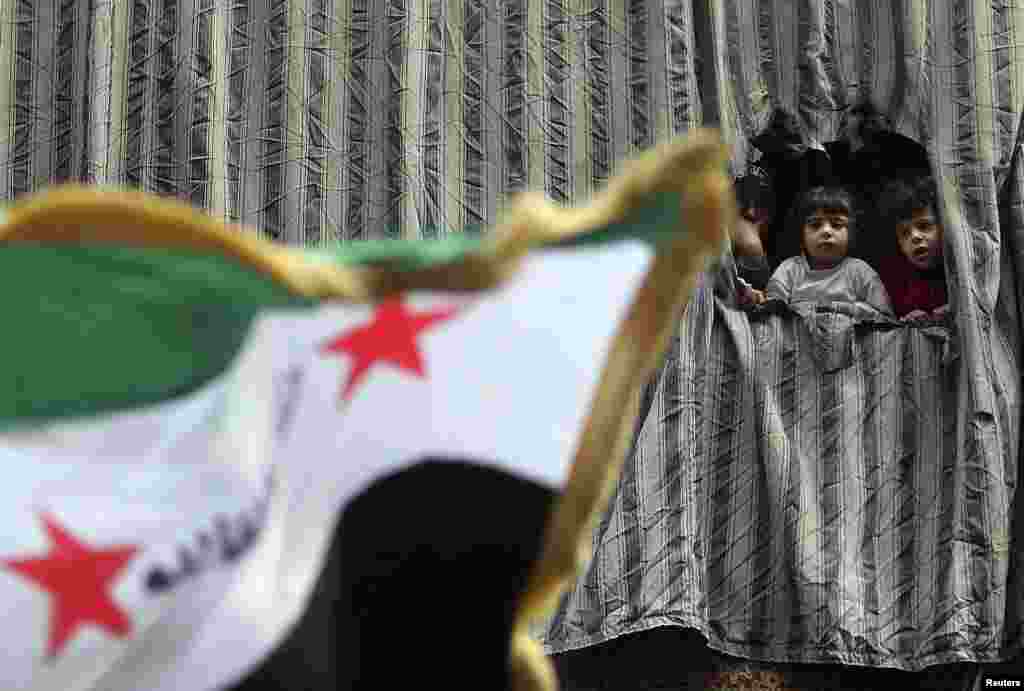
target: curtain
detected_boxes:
[1,0,1022,685]
[0,0,712,240]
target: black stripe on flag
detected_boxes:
[227,458,556,691]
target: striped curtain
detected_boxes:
[1,0,1018,243]
[1,0,1023,682]
[1,0,1020,247]
[0,0,712,241]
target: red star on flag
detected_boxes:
[4,513,138,659]
[321,295,461,400]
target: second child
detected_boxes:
[876,177,949,321]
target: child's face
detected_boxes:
[896,207,943,270]
[802,209,849,269]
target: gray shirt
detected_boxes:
[766,255,893,318]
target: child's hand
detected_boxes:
[901,309,930,323]
[737,283,766,307]
[902,306,950,323]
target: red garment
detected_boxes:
[877,254,948,317]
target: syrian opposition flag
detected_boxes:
[0,133,729,690]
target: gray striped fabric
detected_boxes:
[545,267,1021,670]
[0,0,1022,674]
[2,0,1010,242]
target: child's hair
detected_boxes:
[792,186,856,229]
[878,176,938,226]
[774,186,856,260]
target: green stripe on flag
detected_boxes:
[0,245,311,426]
[0,190,681,425]
[312,192,681,270]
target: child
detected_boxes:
[876,177,948,321]
[765,187,893,319]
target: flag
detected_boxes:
[0,131,730,690]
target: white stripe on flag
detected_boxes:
[279,240,654,490]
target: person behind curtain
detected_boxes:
[731,173,775,289]
[730,173,776,307]
[766,187,893,320]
